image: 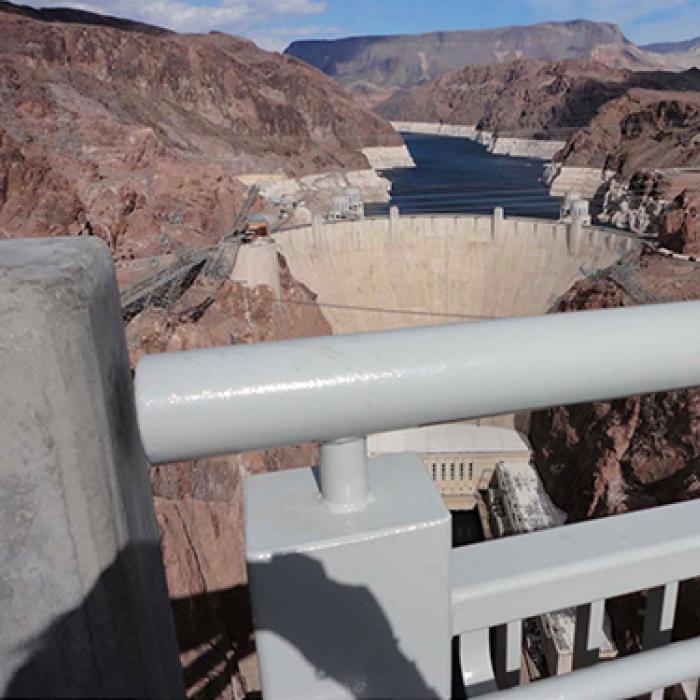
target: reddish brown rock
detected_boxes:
[659,189,700,256]
[557,90,700,175]
[0,4,400,255]
[530,253,700,656]
[376,58,700,138]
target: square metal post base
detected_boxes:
[244,453,452,699]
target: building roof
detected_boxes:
[367,423,531,456]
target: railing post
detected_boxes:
[244,450,452,698]
[573,600,604,669]
[319,437,370,511]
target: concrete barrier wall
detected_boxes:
[547,165,616,198]
[391,121,480,139]
[362,145,416,169]
[489,138,566,160]
[0,238,183,698]
[275,213,633,334]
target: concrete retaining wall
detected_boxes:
[391,122,564,161]
[362,145,416,169]
[391,121,480,139]
[275,213,634,334]
[231,238,281,297]
[547,165,616,198]
[0,238,183,698]
[489,138,566,160]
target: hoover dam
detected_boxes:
[274,210,636,334]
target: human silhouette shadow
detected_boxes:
[5,544,183,699]
[248,552,440,699]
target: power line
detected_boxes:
[276,298,503,320]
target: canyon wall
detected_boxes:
[0,3,401,260]
[530,253,700,654]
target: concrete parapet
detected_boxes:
[492,207,504,242]
[0,238,183,698]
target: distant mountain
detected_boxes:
[285,19,666,104]
[643,35,700,69]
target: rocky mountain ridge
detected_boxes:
[375,58,700,136]
[0,2,400,260]
[0,0,171,34]
[286,19,666,105]
[643,35,700,70]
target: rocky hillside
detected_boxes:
[556,88,700,173]
[0,2,400,259]
[375,58,700,136]
[286,20,664,103]
[643,35,700,70]
[530,253,700,654]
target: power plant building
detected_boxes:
[490,461,617,676]
[367,424,532,509]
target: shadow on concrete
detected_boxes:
[7,548,445,699]
[5,544,183,699]
[247,552,440,698]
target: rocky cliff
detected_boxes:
[530,253,700,653]
[0,2,400,257]
[286,19,664,103]
[376,59,700,136]
[553,86,700,253]
[555,88,700,173]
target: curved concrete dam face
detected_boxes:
[275,213,634,335]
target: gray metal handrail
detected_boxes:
[135,301,700,464]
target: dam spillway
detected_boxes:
[274,212,635,335]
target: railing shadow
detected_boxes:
[170,584,255,700]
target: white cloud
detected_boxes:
[249,23,345,51]
[22,0,327,37]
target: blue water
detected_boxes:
[366,133,562,220]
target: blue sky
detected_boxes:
[23,0,700,51]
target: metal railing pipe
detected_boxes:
[135,301,700,463]
[483,635,700,700]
